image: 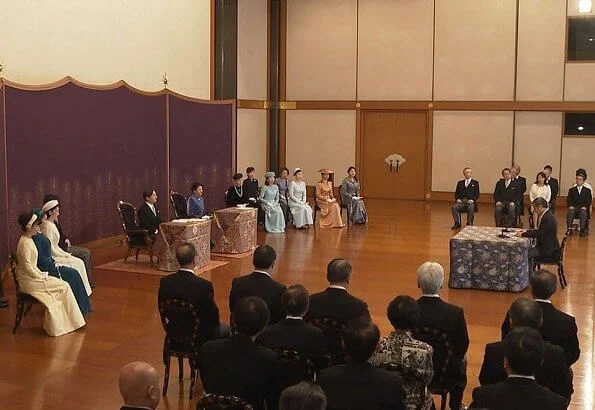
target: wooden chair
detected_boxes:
[535,229,570,289]
[170,191,188,219]
[337,185,352,226]
[116,201,154,267]
[311,186,321,226]
[274,348,316,389]
[10,254,41,334]
[158,298,201,399]
[308,317,347,365]
[379,362,429,410]
[196,393,253,410]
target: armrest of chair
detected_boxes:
[124,229,152,245]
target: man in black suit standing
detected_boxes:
[317,317,406,410]
[226,173,248,207]
[118,361,161,410]
[158,243,229,345]
[493,168,519,227]
[471,327,567,410]
[516,198,560,261]
[243,166,259,206]
[257,284,330,371]
[451,167,480,229]
[501,269,580,366]
[511,163,527,226]
[200,297,279,410]
[566,169,592,236]
[479,298,572,401]
[415,262,469,410]
[229,244,287,325]
[544,165,559,214]
[137,189,161,237]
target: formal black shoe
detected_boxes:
[0,298,8,308]
[451,223,461,230]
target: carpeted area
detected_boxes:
[96,255,228,276]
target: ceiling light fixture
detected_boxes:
[578,0,592,13]
[578,126,585,131]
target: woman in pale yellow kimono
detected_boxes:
[315,169,345,228]
[40,200,92,296]
[16,211,86,336]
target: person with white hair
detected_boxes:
[416,262,469,410]
[119,361,160,410]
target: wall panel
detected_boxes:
[237,109,267,177]
[432,111,514,193]
[357,0,434,100]
[560,137,595,192]
[434,0,516,101]
[565,63,595,101]
[238,0,268,100]
[285,110,356,185]
[286,0,357,100]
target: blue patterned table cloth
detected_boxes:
[449,226,530,292]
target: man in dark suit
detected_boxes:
[471,327,567,410]
[451,167,480,229]
[511,163,527,225]
[416,262,469,410]
[566,169,592,236]
[229,244,287,325]
[544,165,559,214]
[317,317,406,410]
[493,168,519,227]
[257,284,330,371]
[243,166,259,206]
[118,361,160,410]
[137,189,161,237]
[200,297,280,410]
[305,258,370,324]
[516,198,560,261]
[501,269,580,366]
[479,298,572,400]
[225,173,249,207]
[158,243,229,345]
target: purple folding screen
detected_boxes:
[0,85,7,265]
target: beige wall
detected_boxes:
[237,109,267,178]
[238,0,268,100]
[564,63,595,101]
[0,0,211,98]
[560,138,595,192]
[432,111,514,193]
[285,111,356,185]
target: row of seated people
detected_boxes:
[451,165,592,236]
[156,243,580,410]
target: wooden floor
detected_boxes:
[0,200,593,410]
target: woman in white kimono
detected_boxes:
[288,168,314,229]
[40,199,92,296]
[16,211,86,336]
[259,172,286,233]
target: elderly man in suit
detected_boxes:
[479,298,572,401]
[493,168,519,227]
[229,244,287,325]
[544,165,559,213]
[472,327,567,410]
[451,167,480,229]
[501,269,580,367]
[511,163,527,226]
[137,189,161,237]
[118,362,160,410]
[566,169,592,236]
[516,197,560,261]
[416,262,469,410]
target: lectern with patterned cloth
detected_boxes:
[153,220,211,271]
[449,226,531,292]
[211,207,257,254]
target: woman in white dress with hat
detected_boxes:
[288,168,314,229]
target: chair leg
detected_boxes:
[558,263,567,289]
[135,248,140,261]
[13,298,25,334]
[178,357,184,380]
[162,356,171,396]
[124,246,133,262]
[189,368,198,399]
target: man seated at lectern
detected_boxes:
[225,173,248,207]
[451,167,480,229]
[516,198,560,262]
[493,168,518,228]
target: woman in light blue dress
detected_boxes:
[259,172,286,233]
[288,168,314,229]
[340,166,368,224]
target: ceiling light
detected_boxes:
[578,0,592,13]
[578,126,585,131]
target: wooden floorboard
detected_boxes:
[0,199,592,409]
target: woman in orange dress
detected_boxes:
[315,169,345,228]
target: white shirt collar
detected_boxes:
[253,269,271,277]
[422,294,441,298]
[328,285,347,291]
[286,315,303,320]
[179,268,195,274]
[146,201,156,212]
[508,374,536,380]
[534,298,552,304]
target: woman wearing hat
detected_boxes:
[315,169,344,228]
[41,199,92,296]
[15,210,86,336]
[258,172,286,233]
[340,166,368,225]
[288,168,314,229]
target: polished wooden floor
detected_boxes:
[0,200,593,409]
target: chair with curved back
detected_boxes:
[10,254,41,334]
[274,348,316,390]
[308,317,347,365]
[412,326,455,410]
[337,185,352,226]
[311,186,321,226]
[196,393,253,410]
[158,298,201,399]
[378,362,429,410]
[535,228,570,289]
[116,201,154,267]
[170,191,189,219]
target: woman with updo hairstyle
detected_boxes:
[287,168,314,229]
[187,181,206,218]
[15,210,86,336]
[340,166,368,225]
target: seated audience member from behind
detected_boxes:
[566,169,592,236]
[243,166,259,205]
[257,284,330,371]
[118,361,160,410]
[317,317,406,410]
[501,269,580,367]
[137,189,161,237]
[451,167,480,229]
[515,197,560,261]
[471,327,567,410]
[493,167,517,228]
[199,297,279,410]
[229,244,287,325]
[225,172,247,207]
[158,242,229,344]
[543,165,559,213]
[279,381,327,410]
[415,262,469,410]
[479,297,572,400]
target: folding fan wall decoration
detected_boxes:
[385,154,407,173]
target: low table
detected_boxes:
[211,207,257,254]
[449,226,531,292]
[153,219,211,271]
